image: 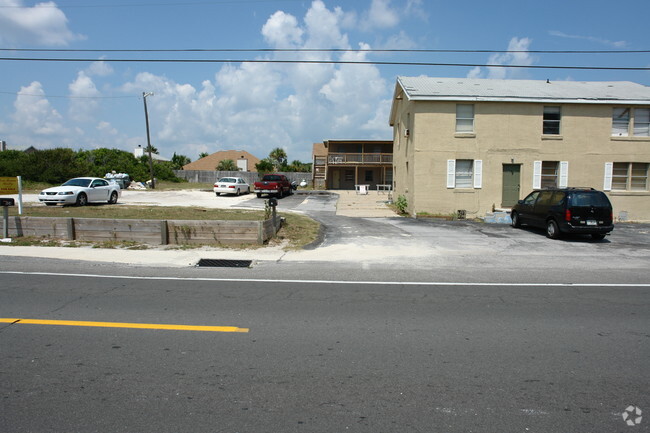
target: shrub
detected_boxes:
[395,195,408,214]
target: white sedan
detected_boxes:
[214,177,250,196]
[38,177,121,206]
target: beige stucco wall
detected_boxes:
[392,99,650,221]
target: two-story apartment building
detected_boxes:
[312,139,393,190]
[389,77,650,221]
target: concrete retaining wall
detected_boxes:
[6,215,281,245]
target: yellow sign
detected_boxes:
[0,177,18,194]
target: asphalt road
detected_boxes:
[1,271,648,433]
[1,192,649,432]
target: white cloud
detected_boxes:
[261,10,303,48]
[115,1,392,161]
[0,0,84,46]
[97,121,117,136]
[360,0,399,31]
[86,60,114,77]
[12,81,67,138]
[68,71,100,122]
[549,30,626,48]
[467,37,535,80]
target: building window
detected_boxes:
[612,107,650,137]
[543,106,561,135]
[447,159,482,189]
[456,104,474,133]
[455,160,473,188]
[634,108,650,137]
[533,161,568,189]
[612,162,649,191]
[541,161,558,188]
[365,170,374,182]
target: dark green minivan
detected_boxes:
[510,188,614,240]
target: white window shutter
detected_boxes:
[559,161,569,188]
[533,161,542,189]
[447,160,456,188]
[603,162,613,191]
[473,160,483,188]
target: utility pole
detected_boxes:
[142,92,155,189]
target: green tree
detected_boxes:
[23,148,90,184]
[255,158,275,173]
[287,160,312,172]
[0,150,28,177]
[216,159,239,171]
[78,148,141,178]
[269,147,287,171]
[199,152,209,159]
[171,152,191,170]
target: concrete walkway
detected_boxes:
[333,189,397,217]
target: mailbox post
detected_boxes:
[267,198,278,233]
[1,197,15,240]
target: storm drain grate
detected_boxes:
[197,259,253,268]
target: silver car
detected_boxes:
[213,177,250,196]
[38,177,121,206]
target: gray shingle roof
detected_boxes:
[396,76,650,104]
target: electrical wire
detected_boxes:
[1,48,649,54]
[0,56,648,70]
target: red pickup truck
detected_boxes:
[254,174,293,198]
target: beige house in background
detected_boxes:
[389,77,650,221]
[182,150,260,172]
[312,139,393,190]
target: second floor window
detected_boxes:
[612,107,650,137]
[543,106,561,135]
[456,104,474,133]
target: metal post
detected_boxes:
[143,92,155,189]
[17,176,23,215]
[2,206,8,239]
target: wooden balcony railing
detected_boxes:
[324,153,393,165]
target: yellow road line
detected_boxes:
[0,318,248,333]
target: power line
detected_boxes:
[0,56,648,71]
[0,91,137,99]
[1,48,649,54]
[0,0,303,8]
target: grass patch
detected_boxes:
[4,204,321,250]
[9,204,265,221]
[273,212,321,250]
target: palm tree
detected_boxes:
[269,147,287,171]
[216,159,239,171]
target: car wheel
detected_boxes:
[236,188,240,196]
[591,233,606,240]
[76,193,88,206]
[256,193,262,198]
[108,191,118,204]
[246,187,250,194]
[546,220,560,239]
[511,212,521,228]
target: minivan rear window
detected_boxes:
[568,192,611,207]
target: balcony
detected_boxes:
[326,153,393,165]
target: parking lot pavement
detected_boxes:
[2,190,649,272]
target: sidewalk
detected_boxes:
[333,189,396,217]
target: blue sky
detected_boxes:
[1,0,649,163]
